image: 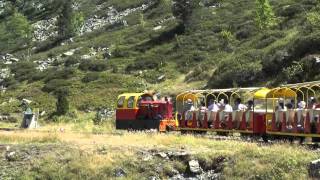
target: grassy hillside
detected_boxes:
[0,0,319,115]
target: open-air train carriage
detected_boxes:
[176,87,261,134]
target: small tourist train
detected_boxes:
[116,81,320,142]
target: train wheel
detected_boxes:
[262,134,269,143]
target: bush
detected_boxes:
[10,61,37,82]
[208,57,262,88]
[290,32,320,59]
[44,68,77,83]
[2,77,18,89]
[55,89,69,116]
[125,55,165,72]
[277,4,303,18]
[42,79,71,93]
[65,56,80,67]
[79,60,109,72]
[82,72,100,83]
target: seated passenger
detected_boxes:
[208,99,219,112]
[247,100,254,111]
[296,101,306,132]
[198,102,207,127]
[246,100,254,128]
[308,97,320,133]
[308,97,317,109]
[286,99,295,110]
[234,98,247,111]
[275,98,287,111]
[224,99,233,113]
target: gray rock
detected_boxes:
[309,159,320,178]
[114,168,126,177]
[5,151,18,161]
[153,25,163,31]
[63,50,75,57]
[169,174,185,180]
[149,175,161,180]
[169,151,190,161]
[188,160,202,175]
[156,152,168,159]
[158,75,166,81]
[143,154,153,161]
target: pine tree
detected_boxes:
[255,0,277,29]
[57,0,74,39]
[0,11,32,51]
[55,89,69,116]
[172,0,199,31]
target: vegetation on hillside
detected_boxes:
[0,0,319,115]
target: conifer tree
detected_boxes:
[255,0,276,29]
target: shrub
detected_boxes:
[125,56,164,72]
[208,57,262,88]
[65,56,80,67]
[42,79,71,93]
[10,61,37,82]
[44,68,77,83]
[79,60,109,72]
[82,72,100,83]
[2,77,18,89]
[278,4,303,18]
[55,88,69,116]
[289,32,320,59]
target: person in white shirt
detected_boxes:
[224,99,233,113]
[234,98,247,111]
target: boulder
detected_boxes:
[153,26,162,31]
[63,50,75,57]
[309,159,320,178]
[156,152,168,159]
[114,168,126,177]
[187,160,202,175]
[5,151,18,162]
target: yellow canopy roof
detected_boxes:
[254,88,271,99]
[254,87,297,99]
[176,92,199,102]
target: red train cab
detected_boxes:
[116,93,176,131]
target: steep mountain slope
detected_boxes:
[0,0,319,116]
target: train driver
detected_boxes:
[185,99,195,121]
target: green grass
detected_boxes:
[0,125,317,179]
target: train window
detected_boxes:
[127,96,135,108]
[117,96,125,108]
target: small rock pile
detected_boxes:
[139,149,225,180]
[80,3,151,34]
[0,54,20,65]
[32,17,58,42]
[0,1,7,15]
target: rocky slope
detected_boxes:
[0,0,319,116]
